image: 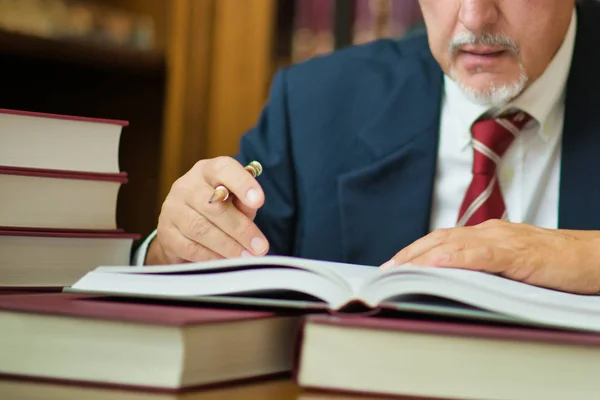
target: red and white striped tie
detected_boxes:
[457,111,532,227]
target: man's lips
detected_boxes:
[459,45,508,56]
[456,46,511,70]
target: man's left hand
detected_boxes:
[380,219,600,294]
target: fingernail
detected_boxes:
[251,237,266,254]
[379,259,395,269]
[246,189,259,205]
[241,250,253,257]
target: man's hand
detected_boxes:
[380,219,600,294]
[145,157,269,265]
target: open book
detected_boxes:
[67,255,600,333]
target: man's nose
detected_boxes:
[458,0,499,33]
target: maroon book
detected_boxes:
[0,228,139,288]
[294,314,600,399]
[0,293,300,391]
[0,165,128,230]
[0,108,128,175]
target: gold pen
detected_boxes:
[208,161,263,204]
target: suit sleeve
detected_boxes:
[234,68,298,256]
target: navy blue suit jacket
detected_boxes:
[235,1,600,267]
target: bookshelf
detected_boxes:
[0,28,164,73]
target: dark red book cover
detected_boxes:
[301,314,600,348]
[0,108,129,126]
[0,165,128,183]
[0,293,288,326]
[0,288,63,294]
[0,227,140,240]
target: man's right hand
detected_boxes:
[145,156,269,265]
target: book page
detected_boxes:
[70,267,350,307]
[364,266,600,332]
[72,256,382,308]
[92,255,379,298]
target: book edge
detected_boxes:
[0,108,129,126]
[0,166,128,183]
[0,228,140,239]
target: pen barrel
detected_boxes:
[244,161,263,178]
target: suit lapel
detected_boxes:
[338,46,443,265]
[559,2,600,230]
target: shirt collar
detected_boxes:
[443,8,577,150]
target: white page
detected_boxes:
[401,266,600,312]
[364,265,600,332]
[90,255,379,297]
[71,267,350,307]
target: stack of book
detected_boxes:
[1,255,600,398]
[2,110,600,399]
[0,108,139,290]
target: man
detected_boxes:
[136,0,600,295]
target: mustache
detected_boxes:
[449,32,519,55]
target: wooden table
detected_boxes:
[0,377,412,399]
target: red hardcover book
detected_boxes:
[295,314,600,399]
[0,227,139,288]
[0,108,127,174]
[0,293,300,391]
[0,166,127,230]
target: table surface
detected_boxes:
[0,377,415,400]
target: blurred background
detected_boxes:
[0,0,423,240]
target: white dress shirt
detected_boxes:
[134,10,577,265]
[429,10,576,231]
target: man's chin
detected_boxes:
[451,74,529,107]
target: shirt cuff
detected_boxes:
[132,228,158,265]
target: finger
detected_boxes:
[188,184,269,256]
[202,157,264,209]
[381,227,464,269]
[409,242,469,267]
[410,243,505,274]
[233,196,258,220]
[160,224,224,262]
[173,204,252,258]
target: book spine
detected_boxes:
[0,165,128,183]
[292,0,335,63]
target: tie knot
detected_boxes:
[470,111,532,174]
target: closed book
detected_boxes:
[0,227,138,287]
[0,108,127,174]
[0,293,300,390]
[0,166,126,230]
[295,314,600,400]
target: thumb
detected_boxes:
[233,197,258,220]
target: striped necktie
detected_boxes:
[457,111,532,227]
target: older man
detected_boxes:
[137,0,600,295]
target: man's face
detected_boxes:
[419,0,575,106]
